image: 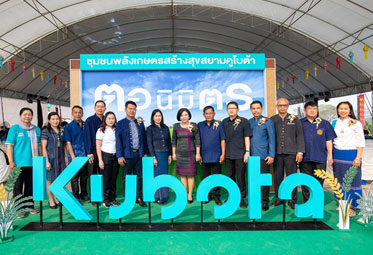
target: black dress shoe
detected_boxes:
[188,199,194,204]
[214,197,222,205]
[111,200,120,206]
[288,201,295,210]
[92,202,98,207]
[262,203,269,211]
[240,199,248,208]
[271,199,284,207]
[202,200,210,204]
[136,198,147,207]
[80,196,90,203]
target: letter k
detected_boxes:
[49,157,92,220]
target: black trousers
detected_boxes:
[225,158,246,198]
[122,151,142,198]
[260,159,270,203]
[71,163,88,199]
[13,166,34,209]
[201,162,221,199]
[274,154,297,203]
[101,151,119,203]
[88,148,100,176]
[299,161,326,202]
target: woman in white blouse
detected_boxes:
[332,101,365,217]
[96,111,120,208]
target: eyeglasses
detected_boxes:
[277,104,289,107]
[227,108,238,110]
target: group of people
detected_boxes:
[3,97,365,218]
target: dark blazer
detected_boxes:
[115,117,148,159]
[271,113,305,155]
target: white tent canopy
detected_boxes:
[0,0,372,105]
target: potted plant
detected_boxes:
[314,166,357,230]
[0,167,33,243]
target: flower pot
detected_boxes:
[0,235,14,244]
[337,200,350,230]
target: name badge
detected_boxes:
[317,129,323,135]
[18,132,24,137]
[287,122,295,125]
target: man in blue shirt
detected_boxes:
[300,101,336,202]
[62,105,88,201]
[198,106,226,205]
[116,101,148,207]
[248,101,276,211]
[84,100,105,206]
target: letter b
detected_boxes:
[142,157,187,219]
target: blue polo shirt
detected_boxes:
[248,116,276,160]
[301,117,336,164]
[198,120,226,163]
[84,114,103,154]
[62,120,86,159]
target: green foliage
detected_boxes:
[5,167,22,193]
[0,194,33,240]
[365,121,373,136]
[356,183,373,224]
[342,166,358,193]
[0,167,33,241]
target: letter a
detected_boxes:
[278,173,324,219]
[197,174,240,219]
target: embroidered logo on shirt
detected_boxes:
[17,133,24,137]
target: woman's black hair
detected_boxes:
[60,121,68,128]
[337,101,357,120]
[150,109,165,127]
[100,111,117,133]
[47,112,60,132]
[177,108,191,121]
[19,107,33,116]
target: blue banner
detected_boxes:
[81,70,266,125]
[80,53,265,70]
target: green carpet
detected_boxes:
[2,192,373,255]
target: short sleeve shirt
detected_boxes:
[301,117,337,163]
[96,127,116,154]
[6,124,41,167]
[223,116,252,160]
[62,120,85,158]
[198,120,226,163]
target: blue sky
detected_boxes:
[82,70,266,126]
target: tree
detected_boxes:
[318,104,337,122]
